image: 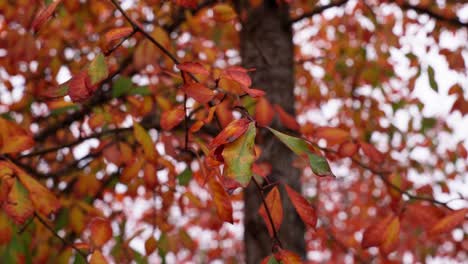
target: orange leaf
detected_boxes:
[143,163,158,189]
[274,104,300,131]
[16,166,61,217]
[359,141,384,163]
[3,179,34,225]
[258,186,283,237]
[160,105,185,131]
[0,117,34,154]
[242,87,265,98]
[89,218,113,248]
[210,118,251,149]
[145,236,158,256]
[255,97,275,127]
[182,82,214,104]
[428,208,468,237]
[133,122,158,162]
[89,250,108,264]
[177,62,209,75]
[208,177,233,223]
[275,249,302,264]
[31,0,63,33]
[105,27,133,44]
[285,185,317,228]
[362,215,393,249]
[120,158,144,183]
[380,216,400,254]
[314,127,350,146]
[338,141,359,157]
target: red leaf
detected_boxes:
[89,218,113,248]
[338,141,359,157]
[210,118,251,148]
[145,236,158,256]
[428,208,468,237]
[362,215,393,249]
[258,186,283,237]
[68,71,98,102]
[242,87,265,98]
[255,97,275,127]
[359,141,384,163]
[0,211,13,245]
[177,62,209,75]
[285,184,317,228]
[222,66,253,87]
[274,104,300,131]
[314,127,350,146]
[182,82,214,103]
[160,105,185,131]
[105,27,134,44]
[208,177,233,223]
[31,0,63,33]
[380,216,400,254]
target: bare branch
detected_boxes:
[289,0,349,24]
[400,2,468,28]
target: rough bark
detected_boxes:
[237,1,306,263]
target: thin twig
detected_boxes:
[252,177,283,250]
[290,0,349,24]
[35,213,89,261]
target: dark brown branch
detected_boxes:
[400,2,468,28]
[289,0,349,24]
[34,213,89,262]
[163,0,217,32]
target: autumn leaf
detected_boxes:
[314,127,350,146]
[210,118,251,149]
[362,215,393,249]
[268,128,334,177]
[275,249,302,264]
[120,158,144,183]
[259,186,283,237]
[160,105,185,131]
[89,218,113,248]
[3,179,34,225]
[145,236,158,256]
[255,97,275,127]
[0,211,13,245]
[359,141,385,163]
[0,117,34,154]
[90,250,108,264]
[182,82,215,104]
[428,208,468,237]
[338,141,359,157]
[222,66,253,87]
[68,71,98,102]
[16,166,61,217]
[88,53,108,85]
[133,122,158,162]
[177,62,209,75]
[285,185,317,228]
[222,122,256,186]
[31,0,63,33]
[105,27,134,44]
[273,104,300,131]
[208,177,233,223]
[213,4,237,22]
[380,216,400,254]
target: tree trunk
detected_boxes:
[238,1,306,263]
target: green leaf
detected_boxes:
[308,153,333,177]
[421,117,437,133]
[267,128,311,156]
[112,77,133,98]
[269,127,334,177]
[222,122,256,186]
[129,86,151,96]
[158,233,169,259]
[88,53,108,85]
[50,105,80,116]
[427,66,438,92]
[177,168,192,186]
[267,256,280,264]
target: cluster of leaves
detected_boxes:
[0,0,467,263]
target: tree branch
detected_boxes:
[400,2,468,28]
[289,0,349,24]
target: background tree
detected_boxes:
[0,0,467,263]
